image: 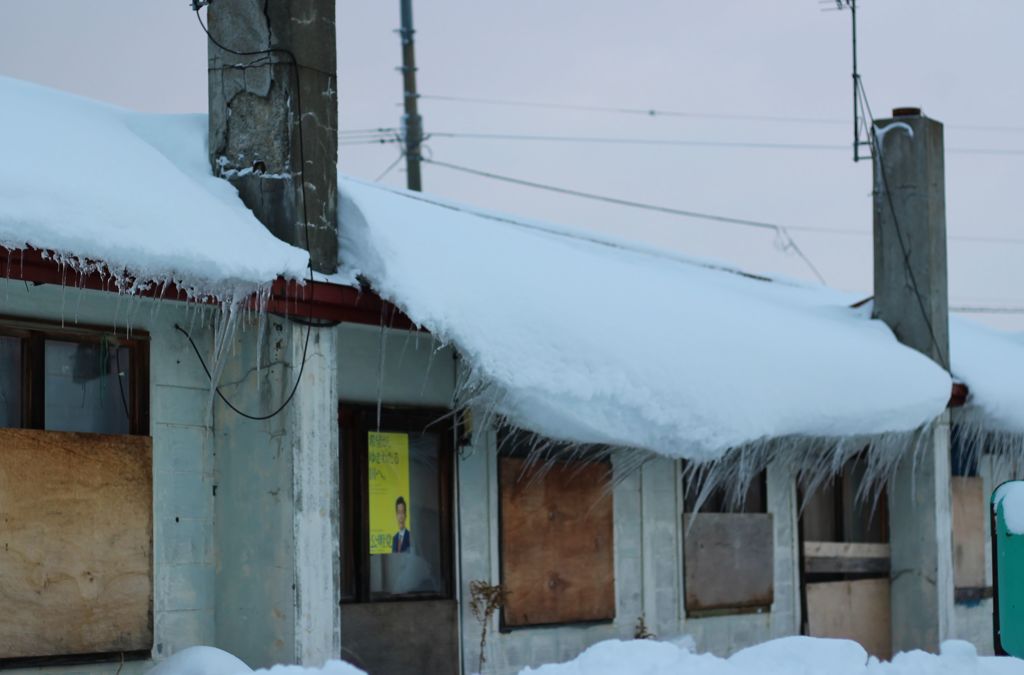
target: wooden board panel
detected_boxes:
[500,457,614,628]
[341,599,458,675]
[803,541,890,575]
[683,513,773,612]
[952,476,987,590]
[0,428,152,658]
[806,578,891,659]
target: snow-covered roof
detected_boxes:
[340,178,956,461]
[0,77,309,298]
[951,318,1024,437]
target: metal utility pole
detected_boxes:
[828,0,870,162]
[399,0,423,191]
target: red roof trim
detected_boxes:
[0,246,418,330]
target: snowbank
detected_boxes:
[339,178,952,461]
[0,77,309,299]
[520,637,1024,675]
[145,647,365,675]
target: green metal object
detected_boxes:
[993,481,1024,656]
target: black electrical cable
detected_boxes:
[189,4,317,422]
[419,93,1024,134]
[422,157,827,283]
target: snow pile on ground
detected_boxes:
[520,637,1024,675]
[0,76,309,299]
[951,317,1024,436]
[340,178,951,461]
[994,481,1024,534]
[145,647,365,675]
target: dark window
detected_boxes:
[0,335,20,427]
[339,404,454,603]
[683,469,767,514]
[682,469,773,616]
[0,320,148,436]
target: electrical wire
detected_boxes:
[951,306,1024,315]
[425,130,1024,156]
[422,157,827,283]
[374,151,406,182]
[419,94,849,125]
[192,5,314,422]
[419,93,1024,134]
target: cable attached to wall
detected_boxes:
[181,1,320,422]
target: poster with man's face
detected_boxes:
[368,432,411,555]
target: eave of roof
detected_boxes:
[0,246,417,331]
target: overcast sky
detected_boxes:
[2,1,1022,328]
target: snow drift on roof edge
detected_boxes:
[339,177,953,461]
[0,77,309,298]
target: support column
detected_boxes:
[872,109,954,653]
[290,325,340,665]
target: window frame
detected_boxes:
[0,315,149,436]
[339,403,455,604]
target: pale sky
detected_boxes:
[2,1,1022,328]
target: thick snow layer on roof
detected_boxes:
[0,77,309,297]
[951,317,1024,435]
[520,637,1022,675]
[340,178,952,460]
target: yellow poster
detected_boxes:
[368,431,411,555]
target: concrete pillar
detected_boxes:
[290,325,340,665]
[207,0,338,273]
[872,110,954,653]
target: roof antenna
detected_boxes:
[823,0,871,161]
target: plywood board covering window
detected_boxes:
[683,513,774,614]
[952,476,987,591]
[499,456,615,628]
[0,428,153,659]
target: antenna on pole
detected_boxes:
[824,0,872,161]
[398,0,424,191]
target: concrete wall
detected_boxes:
[1,283,217,674]
[457,434,802,675]
[212,315,296,667]
[335,323,455,407]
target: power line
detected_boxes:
[419,94,848,125]
[951,306,1024,315]
[419,157,1024,246]
[425,130,1024,156]
[421,157,827,283]
[418,93,1024,134]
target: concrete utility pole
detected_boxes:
[207,0,339,273]
[204,1,341,668]
[399,0,424,191]
[872,108,954,653]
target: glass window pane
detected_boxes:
[0,336,21,427]
[44,340,130,434]
[370,430,444,598]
